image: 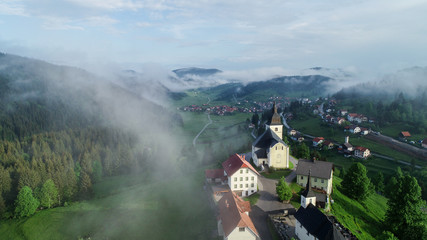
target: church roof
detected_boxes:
[295,204,333,240]
[253,128,286,149]
[296,159,333,180]
[267,102,282,125]
[222,154,260,177]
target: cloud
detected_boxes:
[41,16,84,30]
[0,0,27,16]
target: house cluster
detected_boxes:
[338,136,371,159]
[180,105,239,115]
[344,125,370,136]
[312,137,335,150]
[288,129,305,143]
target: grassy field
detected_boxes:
[0,173,218,240]
[289,182,303,209]
[331,176,388,240]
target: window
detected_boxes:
[321,179,324,183]
[246,184,248,187]
[251,190,254,193]
[246,169,248,173]
[240,169,243,174]
[301,176,303,180]
[245,177,248,181]
[251,183,254,187]
[234,177,237,181]
[234,184,237,188]
[251,176,254,180]
[275,127,278,131]
[314,178,317,182]
[240,184,243,188]
[275,146,277,150]
[282,146,283,150]
[240,177,243,181]
[239,227,245,232]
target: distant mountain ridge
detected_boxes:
[172,67,222,77]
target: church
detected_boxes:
[251,103,290,169]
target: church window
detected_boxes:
[282,146,283,150]
[275,127,278,131]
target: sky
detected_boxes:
[1,0,427,73]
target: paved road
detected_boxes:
[251,177,295,240]
[192,114,212,146]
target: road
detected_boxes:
[192,114,212,146]
[251,176,295,240]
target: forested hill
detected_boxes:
[211,75,332,101]
[0,53,178,218]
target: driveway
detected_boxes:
[251,177,295,240]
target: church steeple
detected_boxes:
[270,102,281,125]
[301,170,316,208]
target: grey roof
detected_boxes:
[253,128,286,149]
[343,143,353,149]
[296,159,333,179]
[255,149,267,158]
[295,204,333,240]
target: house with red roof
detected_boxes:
[312,137,324,147]
[217,191,260,240]
[354,146,371,159]
[222,154,260,197]
[399,131,411,140]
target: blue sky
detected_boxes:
[1,0,427,73]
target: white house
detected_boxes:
[354,146,371,159]
[223,154,260,197]
[312,137,325,147]
[347,113,362,123]
[217,191,260,240]
[348,125,361,134]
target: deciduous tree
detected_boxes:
[40,179,58,209]
[276,177,292,202]
[15,186,39,218]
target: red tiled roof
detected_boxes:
[355,146,369,152]
[218,191,259,238]
[348,113,358,117]
[313,137,324,142]
[401,131,411,137]
[222,154,260,176]
[205,169,224,179]
[323,140,333,146]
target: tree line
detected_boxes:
[0,127,145,219]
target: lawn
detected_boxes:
[261,169,293,179]
[289,182,303,209]
[243,193,260,206]
[0,173,218,240]
[331,176,388,240]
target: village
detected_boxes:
[203,104,357,240]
